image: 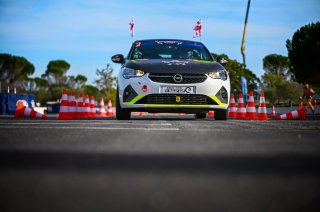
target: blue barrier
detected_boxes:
[0,93,36,114]
[0,93,7,115]
[46,102,60,113]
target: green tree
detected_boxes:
[263,54,293,80]
[67,75,76,89]
[261,69,303,105]
[94,64,116,101]
[286,22,320,84]
[83,85,100,99]
[276,81,303,105]
[75,74,87,89]
[261,73,283,88]
[42,60,70,86]
[41,60,71,101]
[0,53,35,87]
[264,87,277,104]
[34,77,49,89]
[65,74,88,90]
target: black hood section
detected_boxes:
[124,59,225,74]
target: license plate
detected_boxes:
[161,86,196,94]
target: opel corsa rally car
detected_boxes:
[111,39,230,120]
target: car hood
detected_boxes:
[124,59,225,74]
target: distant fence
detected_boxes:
[0,84,18,94]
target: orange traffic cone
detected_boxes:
[276,107,306,120]
[90,96,96,118]
[15,106,48,119]
[69,91,77,119]
[228,93,237,118]
[58,88,72,120]
[77,93,85,118]
[106,100,114,116]
[83,95,91,118]
[207,111,214,117]
[236,93,246,119]
[246,91,256,120]
[257,91,270,120]
[15,100,47,119]
[98,98,107,117]
[271,105,276,117]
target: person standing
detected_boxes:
[303,84,315,114]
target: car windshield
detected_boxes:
[129,40,213,61]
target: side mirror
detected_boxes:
[111,54,125,64]
[217,55,228,64]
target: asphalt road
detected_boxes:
[0,114,320,212]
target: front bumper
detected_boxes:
[118,73,230,112]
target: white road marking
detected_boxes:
[0,125,179,131]
[0,122,172,126]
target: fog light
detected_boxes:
[221,90,228,99]
[215,86,228,104]
[123,85,138,103]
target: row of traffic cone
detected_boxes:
[228,91,270,120]
[58,89,113,120]
[228,91,306,120]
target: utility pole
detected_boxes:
[241,0,251,67]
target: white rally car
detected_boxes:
[112,39,230,120]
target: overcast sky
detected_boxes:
[1,0,319,84]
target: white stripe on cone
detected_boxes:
[292,110,298,119]
[237,108,246,113]
[24,107,31,117]
[229,108,237,112]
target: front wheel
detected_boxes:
[215,109,228,120]
[116,88,131,120]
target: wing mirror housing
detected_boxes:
[111,54,125,64]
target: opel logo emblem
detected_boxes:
[173,74,183,83]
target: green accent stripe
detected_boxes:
[123,94,146,104]
[210,95,228,107]
[144,104,210,108]
[123,94,228,107]
[191,60,212,64]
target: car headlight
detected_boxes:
[208,70,228,81]
[122,67,144,79]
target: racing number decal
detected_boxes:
[176,96,181,103]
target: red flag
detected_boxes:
[193,19,202,37]
[129,17,134,37]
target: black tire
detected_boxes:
[215,109,228,120]
[195,113,206,119]
[116,88,131,120]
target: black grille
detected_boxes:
[148,73,207,84]
[135,94,217,105]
